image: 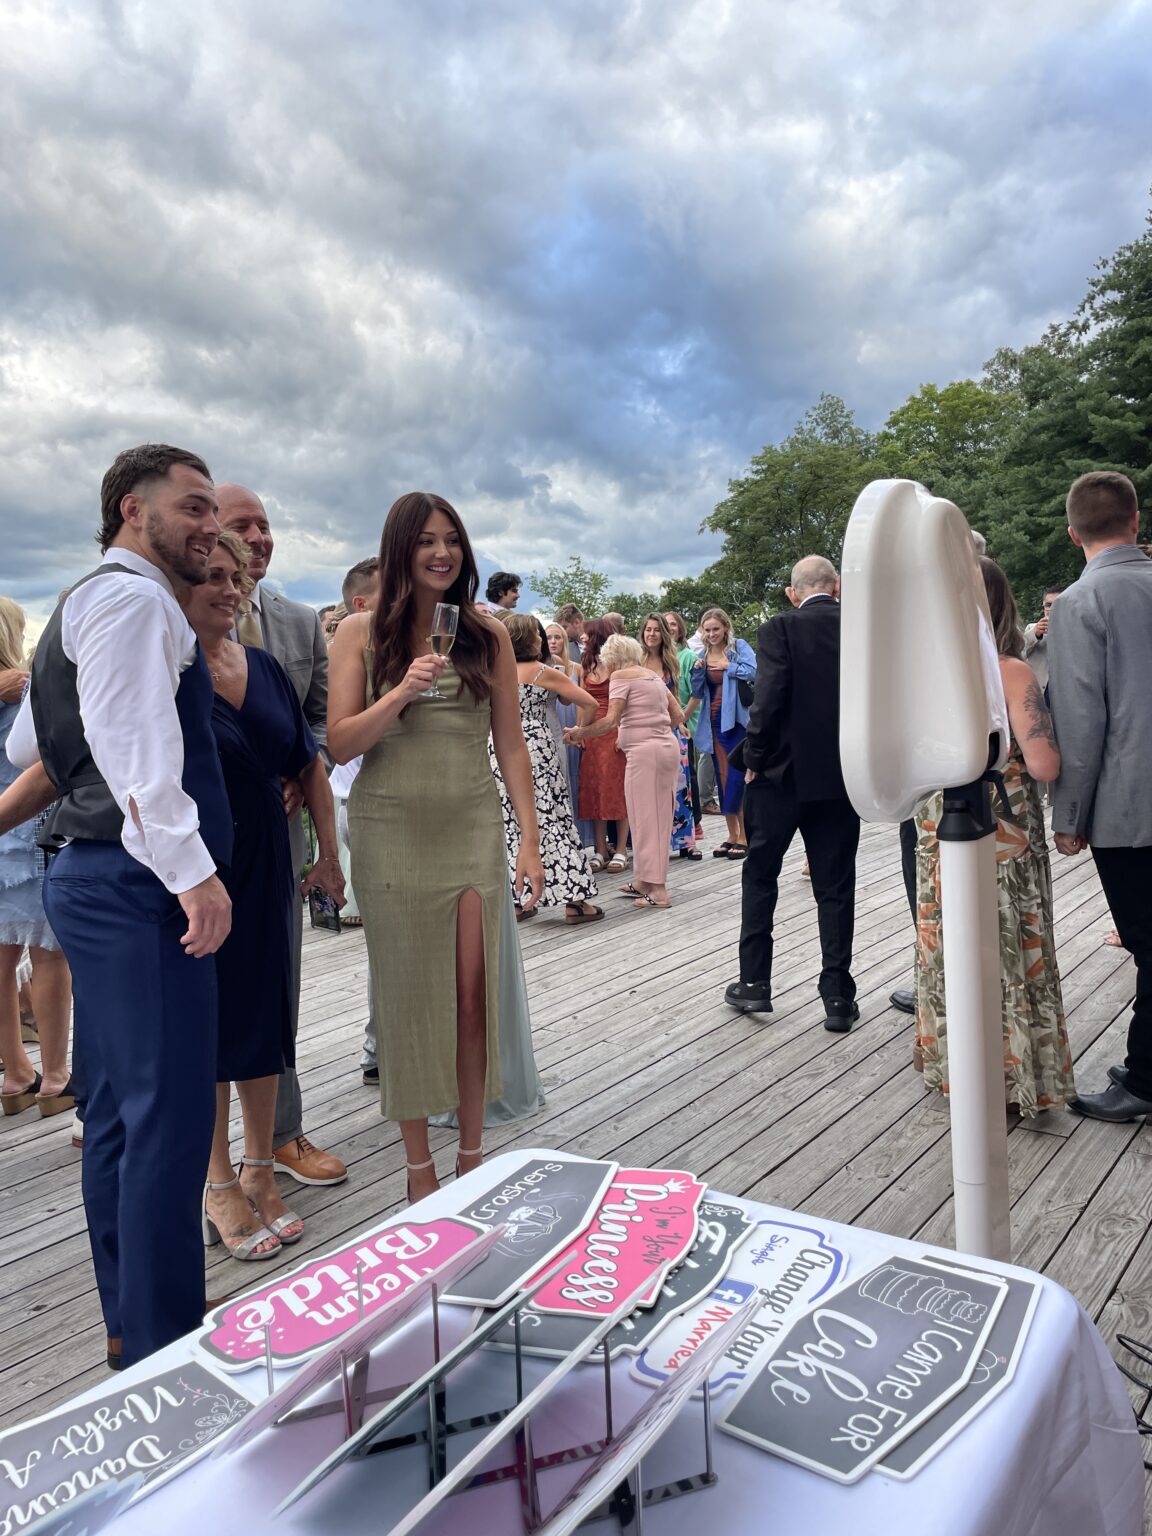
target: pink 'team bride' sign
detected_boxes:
[528,1169,706,1318]
[197,1217,485,1371]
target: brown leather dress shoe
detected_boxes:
[273,1135,348,1186]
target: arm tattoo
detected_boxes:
[1023,680,1058,749]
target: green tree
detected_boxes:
[875,379,1023,504]
[697,394,884,628]
[603,592,662,633]
[529,556,610,615]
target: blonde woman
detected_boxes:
[566,634,683,909]
[688,608,756,859]
[0,597,73,1117]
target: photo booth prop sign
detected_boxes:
[197,1216,487,1371]
[446,1155,619,1307]
[213,1226,504,1458]
[488,1200,754,1359]
[633,1217,847,1399]
[718,1255,1007,1482]
[0,1364,252,1529]
[526,1168,707,1317]
[877,1260,1039,1479]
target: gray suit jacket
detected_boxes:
[1048,544,1152,847]
[256,586,328,752]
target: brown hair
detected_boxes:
[978,557,1024,660]
[502,611,548,662]
[215,529,255,596]
[581,617,615,677]
[663,610,688,646]
[554,602,583,627]
[640,612,680,684]
[342,556,379,607]
[1066,471,1139,543]
[370,492,498,705]
[98,444,212,551]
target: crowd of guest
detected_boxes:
[1,445,1148,1396]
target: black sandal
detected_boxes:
[565,902,605,924]
[725,843,749,860]
[679,848,703,860]
[712,842,734,859]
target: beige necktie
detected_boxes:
[237,600,264,648]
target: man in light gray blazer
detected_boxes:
[218,484,348,1184]
[1048,470,1152,1121]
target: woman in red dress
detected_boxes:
[576,618,630,873]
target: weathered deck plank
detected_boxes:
[2,814,1149,1478]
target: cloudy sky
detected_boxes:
[2,0,1149,620]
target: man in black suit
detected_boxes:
[724,556,861,1032]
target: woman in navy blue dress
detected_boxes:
[181,532,344,1261]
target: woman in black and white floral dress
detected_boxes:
[489,614,604,925]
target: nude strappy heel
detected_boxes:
[240,1157,304,1244]
[406,1156,438,1203]
[455,1144,484,1178]
[202,1175,281,1261]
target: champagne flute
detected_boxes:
[421,602,459,698]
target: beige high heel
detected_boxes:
[406,1156,438,1203]
[202,1175,281,1261]
[455,1144,484,1179]
[240,1157,304,1244]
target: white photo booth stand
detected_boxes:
[839,479,1012,1261]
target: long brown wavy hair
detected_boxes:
[978,556,1024,660]
[640,612,680,684]
[370,491,499,704]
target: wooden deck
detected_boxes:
[3,817,1151,1515]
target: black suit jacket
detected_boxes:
[735,595,849,802]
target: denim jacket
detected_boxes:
[688,638,756,754]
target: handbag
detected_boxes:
[737,677,756,709]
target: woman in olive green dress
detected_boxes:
[328,492,543,1199]
[914,557,1075,1119]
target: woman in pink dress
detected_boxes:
[565,634,683,910]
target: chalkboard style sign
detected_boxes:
[0,1364,252,1528]
[877,1260,1040,1479]
[445,1155,619,1307]
[718,1255,1007,1482]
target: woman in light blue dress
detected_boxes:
[0,597,73,1118]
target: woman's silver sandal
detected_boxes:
[240,1156,305,1244]
[202,1175,281,1261]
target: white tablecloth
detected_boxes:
[53,1149,1144,1535]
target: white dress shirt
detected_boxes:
[8,548,218,894]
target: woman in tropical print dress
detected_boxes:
[914,557,1075,1118]
[490,613,603,924]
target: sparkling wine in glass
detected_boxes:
[421,603,459,698]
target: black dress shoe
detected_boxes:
[823,999,860,1034]
[1070,1083,1152,1122]
[1108,1063,1129,1088]
[724,980,773,1014]
[889,989,915,1015]
[362,1065,380,1086]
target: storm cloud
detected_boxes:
[1,0,1149,616]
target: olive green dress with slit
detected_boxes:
[348,655,504,1120]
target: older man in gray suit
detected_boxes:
[1048,470,1152,1122]
[217,484,348,1184]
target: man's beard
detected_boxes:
[146,510,211,585]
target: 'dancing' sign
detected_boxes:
[0,1364,251,1534]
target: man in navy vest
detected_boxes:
[9,444,233,1369]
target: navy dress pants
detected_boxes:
[44,842,218,1367]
